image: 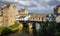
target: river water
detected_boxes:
[1,23,42,36]
[8,23,41,36]
[8,28,39,36]
[1,22,57,36]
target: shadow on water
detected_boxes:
[0,27,19,36]
[0,22,59,36]
[0,27,12,36]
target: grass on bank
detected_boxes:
[0,27,5,33]
[8,22,19,30]
[0,22,19,34]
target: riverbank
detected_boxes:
[0,22,20,35]
[0,21,60,36]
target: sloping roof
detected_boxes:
[19,16,26,18]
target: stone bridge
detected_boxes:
[16,14,49,31]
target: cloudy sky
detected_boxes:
[0,0,60,14]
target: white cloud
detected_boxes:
[12,0,19,2]
[0,0,19,2]
[35,0,51,4]
[19,1,31,6]
[16,0,53,13]
[0,0,58,13]
[57,0,60,1]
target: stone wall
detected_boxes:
[0,4,18,26]
[19,8,28,15]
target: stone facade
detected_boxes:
[19,9,49,21]
[54,5,60,23]
[19,8,28,15]
[0,4,18,26]
[54,5,60,15]
[56,15,60,23]
[19,6,60,22]
[29,14,49,21]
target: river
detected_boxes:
[8,23,41,36]
[1,23,42,36]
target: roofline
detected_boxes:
[28,13,53,15]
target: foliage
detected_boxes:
[8,22,19,29]
[0,27,12,36]
[0,22,19,36]
[45,21,60,36]
[39,21,58,36]
[55,32,60,36]
[0,27,5,34]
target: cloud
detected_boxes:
[12,0,19,2]
[19,1,31,6]
[35,0,52,4]
[1,0,60,13]
[57,0,60,1]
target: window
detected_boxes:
[0,11,2,16]
[0,11,1,15]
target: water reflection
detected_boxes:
[19,23,23,32]
[35,23,41,36]
[3,23,42,36]
[28,23,33,36]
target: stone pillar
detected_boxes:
[28,23,33,36]
[18,22,23,32]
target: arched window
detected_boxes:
[33,18,34,20]
[37,18,39,20]
[39,18,40,20]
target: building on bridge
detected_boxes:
[19,8,28,15]
[54,5,60,23]
[17,8,56,22]
[18,5,60,23]
[17,7,57,30]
